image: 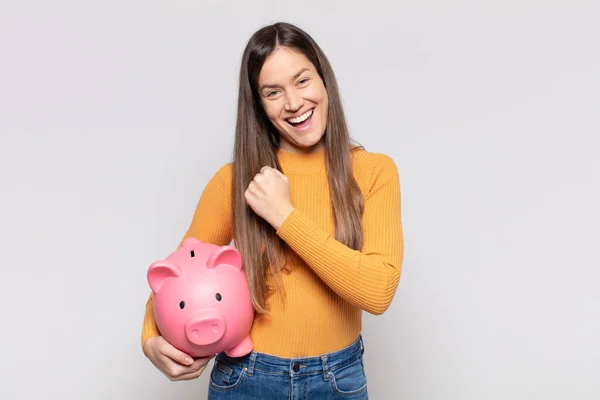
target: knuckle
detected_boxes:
[167,366,178,377]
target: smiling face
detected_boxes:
[257,46,329,153]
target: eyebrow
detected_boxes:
[260,68,310,90]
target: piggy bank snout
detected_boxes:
[185,310,226,346]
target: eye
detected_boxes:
[179,301,185,309]
[298,78,309,85]
[215,293,222,301]
[266,90,279,98]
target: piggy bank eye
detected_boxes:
[215,293,222,301]
[179,301,185,309]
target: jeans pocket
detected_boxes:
[329,358,368,397]
[209,360,247,392]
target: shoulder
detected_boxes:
[202,162,234,196]
[214,162,234,181]
[350,147,399,178]
[349,147,400,198]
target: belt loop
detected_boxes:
[321,355,330,381]
[359,335,365,355]
[247,351,257,376]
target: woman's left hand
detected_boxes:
[244,166,294,230]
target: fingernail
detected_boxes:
[186,356,192,364]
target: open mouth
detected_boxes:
[286,108,314,129]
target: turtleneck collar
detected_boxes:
[276,147,326,174]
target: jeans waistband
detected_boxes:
[216,335,365,378]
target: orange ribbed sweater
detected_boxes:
[142,147,403,357]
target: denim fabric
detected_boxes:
[207,335,369,399]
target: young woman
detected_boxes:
[141,22,403,399]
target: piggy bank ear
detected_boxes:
[148,260,182,293]
[206,246,242,271]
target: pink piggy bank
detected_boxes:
[147,237,254,358]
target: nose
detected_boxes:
[184,310,226,346]
[284,90,304,112]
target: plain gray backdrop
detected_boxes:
[1,1,598,399]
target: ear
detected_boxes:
[147,260,182,293]
[206,246,243,271]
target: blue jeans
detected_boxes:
[207,335,369,399]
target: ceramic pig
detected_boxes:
[148,238,254,358]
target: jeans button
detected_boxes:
[293,363,300,372]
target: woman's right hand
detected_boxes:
[143,336,215,381]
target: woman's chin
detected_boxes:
[281,133,325,152]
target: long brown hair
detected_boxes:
[232,22,364,314]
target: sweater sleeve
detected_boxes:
[141,164,234,347]
[275,155,403,315]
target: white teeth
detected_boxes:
[287,109,313,124]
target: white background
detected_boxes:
[1,1,599,399]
